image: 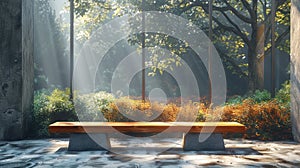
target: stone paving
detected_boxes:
[1,137,300,167]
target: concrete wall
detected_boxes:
[291,0,300,142]
[0,0,34,140]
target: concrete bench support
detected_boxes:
[68,133,110,151]
[183,133,225,151]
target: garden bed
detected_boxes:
[32,82,291,140]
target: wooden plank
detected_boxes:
[49,122,246,134]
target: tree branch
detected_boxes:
[220,0,253,23]
[218,51,248,79]
[220,10,248,43]
[178,1,253,23]
[265,27,290,56]
[240,0,254,18]
[262,0,290,48]
[259,0,267,18]
[201,7,250,46]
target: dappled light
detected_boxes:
[0,0,296,167]
[31,0,290,141]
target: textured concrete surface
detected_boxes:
[183,133,225,151]
[69,134,110,151]
[291,0,300,142]
[0,0,34,140]
[0,138,300,167]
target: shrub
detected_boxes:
[275,81,290,107]
[102,98,181,122]
[100,98,209,122]
[221,99,291,140]
[32,83,291,140]
[227,90,271,105]
[226,95,243,105]
[152,102,179,121]
[219,84,292,140]
[196,84,291,140]
[249,90,272,103]
[75,91,115,121]
[46,89,77,122]
[32,89,51,137]
[100,98,205,122]
[32,89,77,137]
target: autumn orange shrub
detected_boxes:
[103,97,291,140]
[221,99,291,140]
[99,85,291,140]
[101,98,203,122]
[100,97,291,140]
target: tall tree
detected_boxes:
[72,0,290,92]
[137,0,290,91]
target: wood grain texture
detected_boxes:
[49,122,246,134]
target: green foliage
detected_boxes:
[226,95,243,105]
[75,91,115,121]
[227,83,289,105]
[275,80,290,106]
[32,89,77,137]
[32,89,115,137]
[227,89,271,105]
[249,90,272,103]
[32,89,51,137]
[46,89,74,115]
[69,0,290,92]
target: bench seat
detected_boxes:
[49,122,246,151]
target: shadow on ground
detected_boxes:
[0,138,300,167]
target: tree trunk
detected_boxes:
[248,50,265,91]
[248,22,265,92]
[248,49,256,91]
[256,24,265,89]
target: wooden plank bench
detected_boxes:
[49,122,246,151]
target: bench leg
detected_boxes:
[183,133,225,151]
[68,133,110,151]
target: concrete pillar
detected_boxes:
[291,0,300,142]
[0,0,34,140]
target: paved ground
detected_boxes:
[0,137,300,167]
